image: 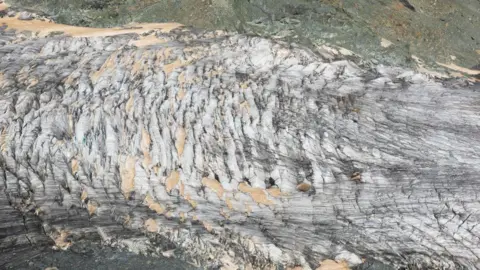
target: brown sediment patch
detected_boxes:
[163,47,173,59]
[266,187,286,198]
[145,218,158,232]
[52,230,72,250]
[125,92,134,113]
[296,182,312,192]
[153,166,160,176]
[201,177,224,199]
[238,183,274,206]
[0,16,182,38]
[164,59,185,76]
[87,200,98,216]
[26,77,38,89]
[123,214,131,226]
[141,128,152,168]
[0,2,8,11]
[177,88,186,100]
[436,62,480,76]
[203,221,213,232]
[179,212,186,222]
[225,197,233,210]
[185,194,197,208]
[316,259,350,270]
[175,127,186,156]
[178,71,186,84]
[129,34,169,47]
[131,51,153,76]
[80,190,88,202]
[91,50,121,83]
[144,194,165,214]
[165,170,180,192]
[239,101,250,114]
[0,126,7,152]
[220,208,230,219]
[244,203,252,215]
[68,114,74,136]
[179,181,185,196]
[177,71,186,100]
[71,158,79,175]
[120,156,136,199]
[0,73,4,89]
[191,215,198,222]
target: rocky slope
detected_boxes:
[4,0,480,76]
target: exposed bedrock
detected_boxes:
[0,26,479,269]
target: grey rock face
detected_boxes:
[17,11,33,20]
[0,27,479,269]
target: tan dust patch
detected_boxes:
[163,59,185,76]
[220,208,230,219]
[0,127,7,152]
[177,72,187,100]
[476,49,480,55]
[144,194,165,214]
[52,230,72,250]
[141,128,152,168]
[178,71,186,84]
[225,197,233,210]
[179,212,186,222]
[0,16,182,38]
[165,170,180,192]
[316,260,350,270]
[450,71,465,78]
[145,218,158,232]
[185,194,198,208]
[437,62,480,75]
[131,51,152,76]
[179,181,185,196]
[80,190,88,202]
[175,127,186,156]
[380,38,393,48]
[120,156,136,198]
[245,203,252,215]
[202,177,224,199]
[296,183,312,192]
[177,88,186,100]
[68,114,74,136]
[267,187,286,198]
[91,50,120,83]
[411,55,449,79]
[26,77,38,89]
[87,201,98,216]
[71,159,79,175]
[153,166,160,176]
[129,35,169,47]
[0,2,8,11]
[125,92,134,113]
[163,47,173,59]
[123,214,132,226]
[238,183,274,206]
[239,101,250,114]
[164,211,173,219]
[203,221,213,232]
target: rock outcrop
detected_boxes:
[0,21,480,269]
